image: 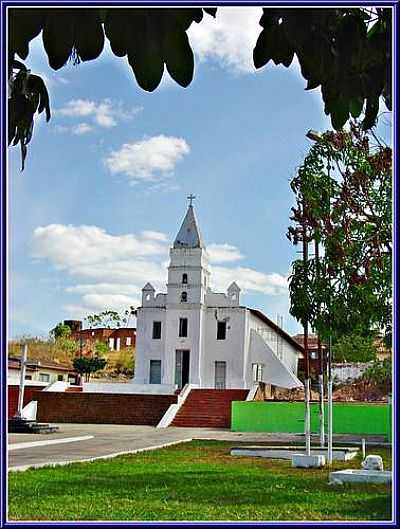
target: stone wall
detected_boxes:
[35,392,177,425]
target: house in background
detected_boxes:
[292,334,326,375]
[7,357,77,418]
[64,320,136,354]
[8,357,76,384]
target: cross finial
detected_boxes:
[187,193,196,206]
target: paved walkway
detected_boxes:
[8,424,388,471]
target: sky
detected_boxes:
[8,7,392,339]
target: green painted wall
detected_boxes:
[231,401,391,437]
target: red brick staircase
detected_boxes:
[171,389,248,428]
[65,386,83,393]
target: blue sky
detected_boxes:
[8,7,392,339]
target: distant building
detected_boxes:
[292,334,326,374]
[8,357,76,385]
[64,321,136,353]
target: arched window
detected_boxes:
[181,292,188,303]
[182,273,188,284]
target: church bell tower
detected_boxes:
[167,195,210,306]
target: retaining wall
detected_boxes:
[35,392,177,425]
[8,385,46,418]
[231,401,391,437]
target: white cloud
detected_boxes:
[56,98,142,131]
[80,293,140,312]
[104,135,190,185]
[211,265,287,296]
[32,224,168,268]
[32,223,288,317]
[207,243,244,263]
[72,123,93,135]
[188,7,263,74]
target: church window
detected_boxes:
[179,318,188,337]
[152,321,162,339]
[217,321,226,340]
[181,292,188,303]
[252,363,264,382]
[182,273,188,284]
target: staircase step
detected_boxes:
[171,389,248,428]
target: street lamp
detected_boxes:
[306,129,334,465]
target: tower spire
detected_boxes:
[173,197,204,249]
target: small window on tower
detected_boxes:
[179,318,188,337]
[217,321,226,340]
[152,321,162,339]
[182,273,188,284]
[181,292,188,303]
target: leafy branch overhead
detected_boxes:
[8,8,391,169]
[253,8,391,130]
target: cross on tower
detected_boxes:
[187,194,196,206]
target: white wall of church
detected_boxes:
[134,307,166,384]
[244,311,300,387]
[201,307,247,389]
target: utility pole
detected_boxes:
[315,240,325,448]
[302,200,311,456]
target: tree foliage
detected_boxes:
[332,334,377,363]
[50,322,71,340]
[73,355,107,382]
[84,307,136,329]
[8,8,391,169]
[288,122,391,344]
[361,358,391,391]
[254,8,391,130]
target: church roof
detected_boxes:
[173,205,204,249]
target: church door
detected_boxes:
[175,350,190,389]
[214,361,226,389]
[149,360,161,384]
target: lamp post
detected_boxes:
[306,129,333,463]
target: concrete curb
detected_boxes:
[9,435,94,451]
[8,437,193,472]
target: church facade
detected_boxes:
[134,203,303,391]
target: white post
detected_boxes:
[305,377,311,455]
[16,343,28,418]
[327,335,333,465]
[362,438,366,459]
[319,373,325,448]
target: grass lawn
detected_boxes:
[8,441,392,521]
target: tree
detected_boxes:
[73,355,107,382]
[49,322,79,364]
[49,322,71,340]
[333,334,377,363]
[8,8,391,169]
[287,121,391,344]
[361,358,391,393]
[84,308,136,329]
[94,341,110,357]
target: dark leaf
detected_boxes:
[349,97,364,118]
[42,10,75,70]
[203,8,217,18]
[163,30,194,87]
[127,13,164,92]
[74,10,105,62]
[362,96,379,130]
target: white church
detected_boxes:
[133,200,303,392]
